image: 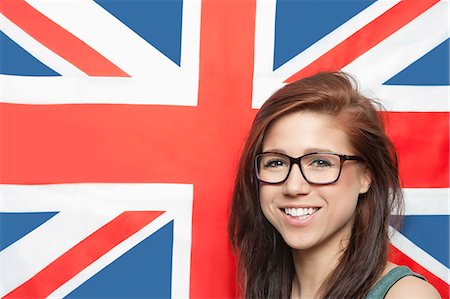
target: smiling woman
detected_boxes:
[228,72,441,299]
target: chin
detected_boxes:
[282,235,317,251]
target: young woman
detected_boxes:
[228,72,440,298]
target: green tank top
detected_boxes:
[365,266,426,299]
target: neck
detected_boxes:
[291,248,339,298]
[291,229,351,299]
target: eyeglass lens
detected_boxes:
[256,153,342,184]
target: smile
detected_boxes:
[283,207,319,218]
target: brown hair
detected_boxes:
[228,72,403,298]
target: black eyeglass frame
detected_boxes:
[255,152,364,185]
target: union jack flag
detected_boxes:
[0,0,448,298]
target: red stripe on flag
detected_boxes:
[0,0,129,77]
[383,112,449,188]
[285,0,440,81]
[389,244,449,299]
[192,1,257,297]
[1,107,445,188]
[3,211,163,298]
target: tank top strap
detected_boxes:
[365,266,426,299]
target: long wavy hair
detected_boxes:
[228,72,403,298]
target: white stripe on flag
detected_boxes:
[403,188,449,216]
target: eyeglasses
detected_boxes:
[255,152,364,185]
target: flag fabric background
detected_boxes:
[0,0,448,298]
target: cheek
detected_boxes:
[321,171,361,216]
[319,186,359,234]
[339,166,366,195]
[259,186,269,210]
[259,185,277,217]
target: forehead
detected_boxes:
[262,111,354,155]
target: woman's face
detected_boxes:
[259,111,371,252]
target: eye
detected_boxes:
[263,159,288,169]
[302,153,340,170]
[309,158,334,168]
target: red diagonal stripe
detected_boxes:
[389,244,449,299]
[0,0,129,77]
[285,0,440,82]
[4,211,163,298]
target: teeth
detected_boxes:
[284,207,318,217]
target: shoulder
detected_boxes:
[385,275,441,299]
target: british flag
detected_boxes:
[0,0,448,298]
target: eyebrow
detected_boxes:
[304,147,334,154]
[262,147,335,155]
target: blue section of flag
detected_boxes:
[66,221,174,298]
[0,32,60,76]
[0,212,58,251]
[273,0,374,70]
[94,0,183,66]
[385,39,450,85]
[400,215,449,268]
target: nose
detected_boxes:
[283,164,311,196]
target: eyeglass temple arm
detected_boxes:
[342,154,364,161]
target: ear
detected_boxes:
[359,167,372,194]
